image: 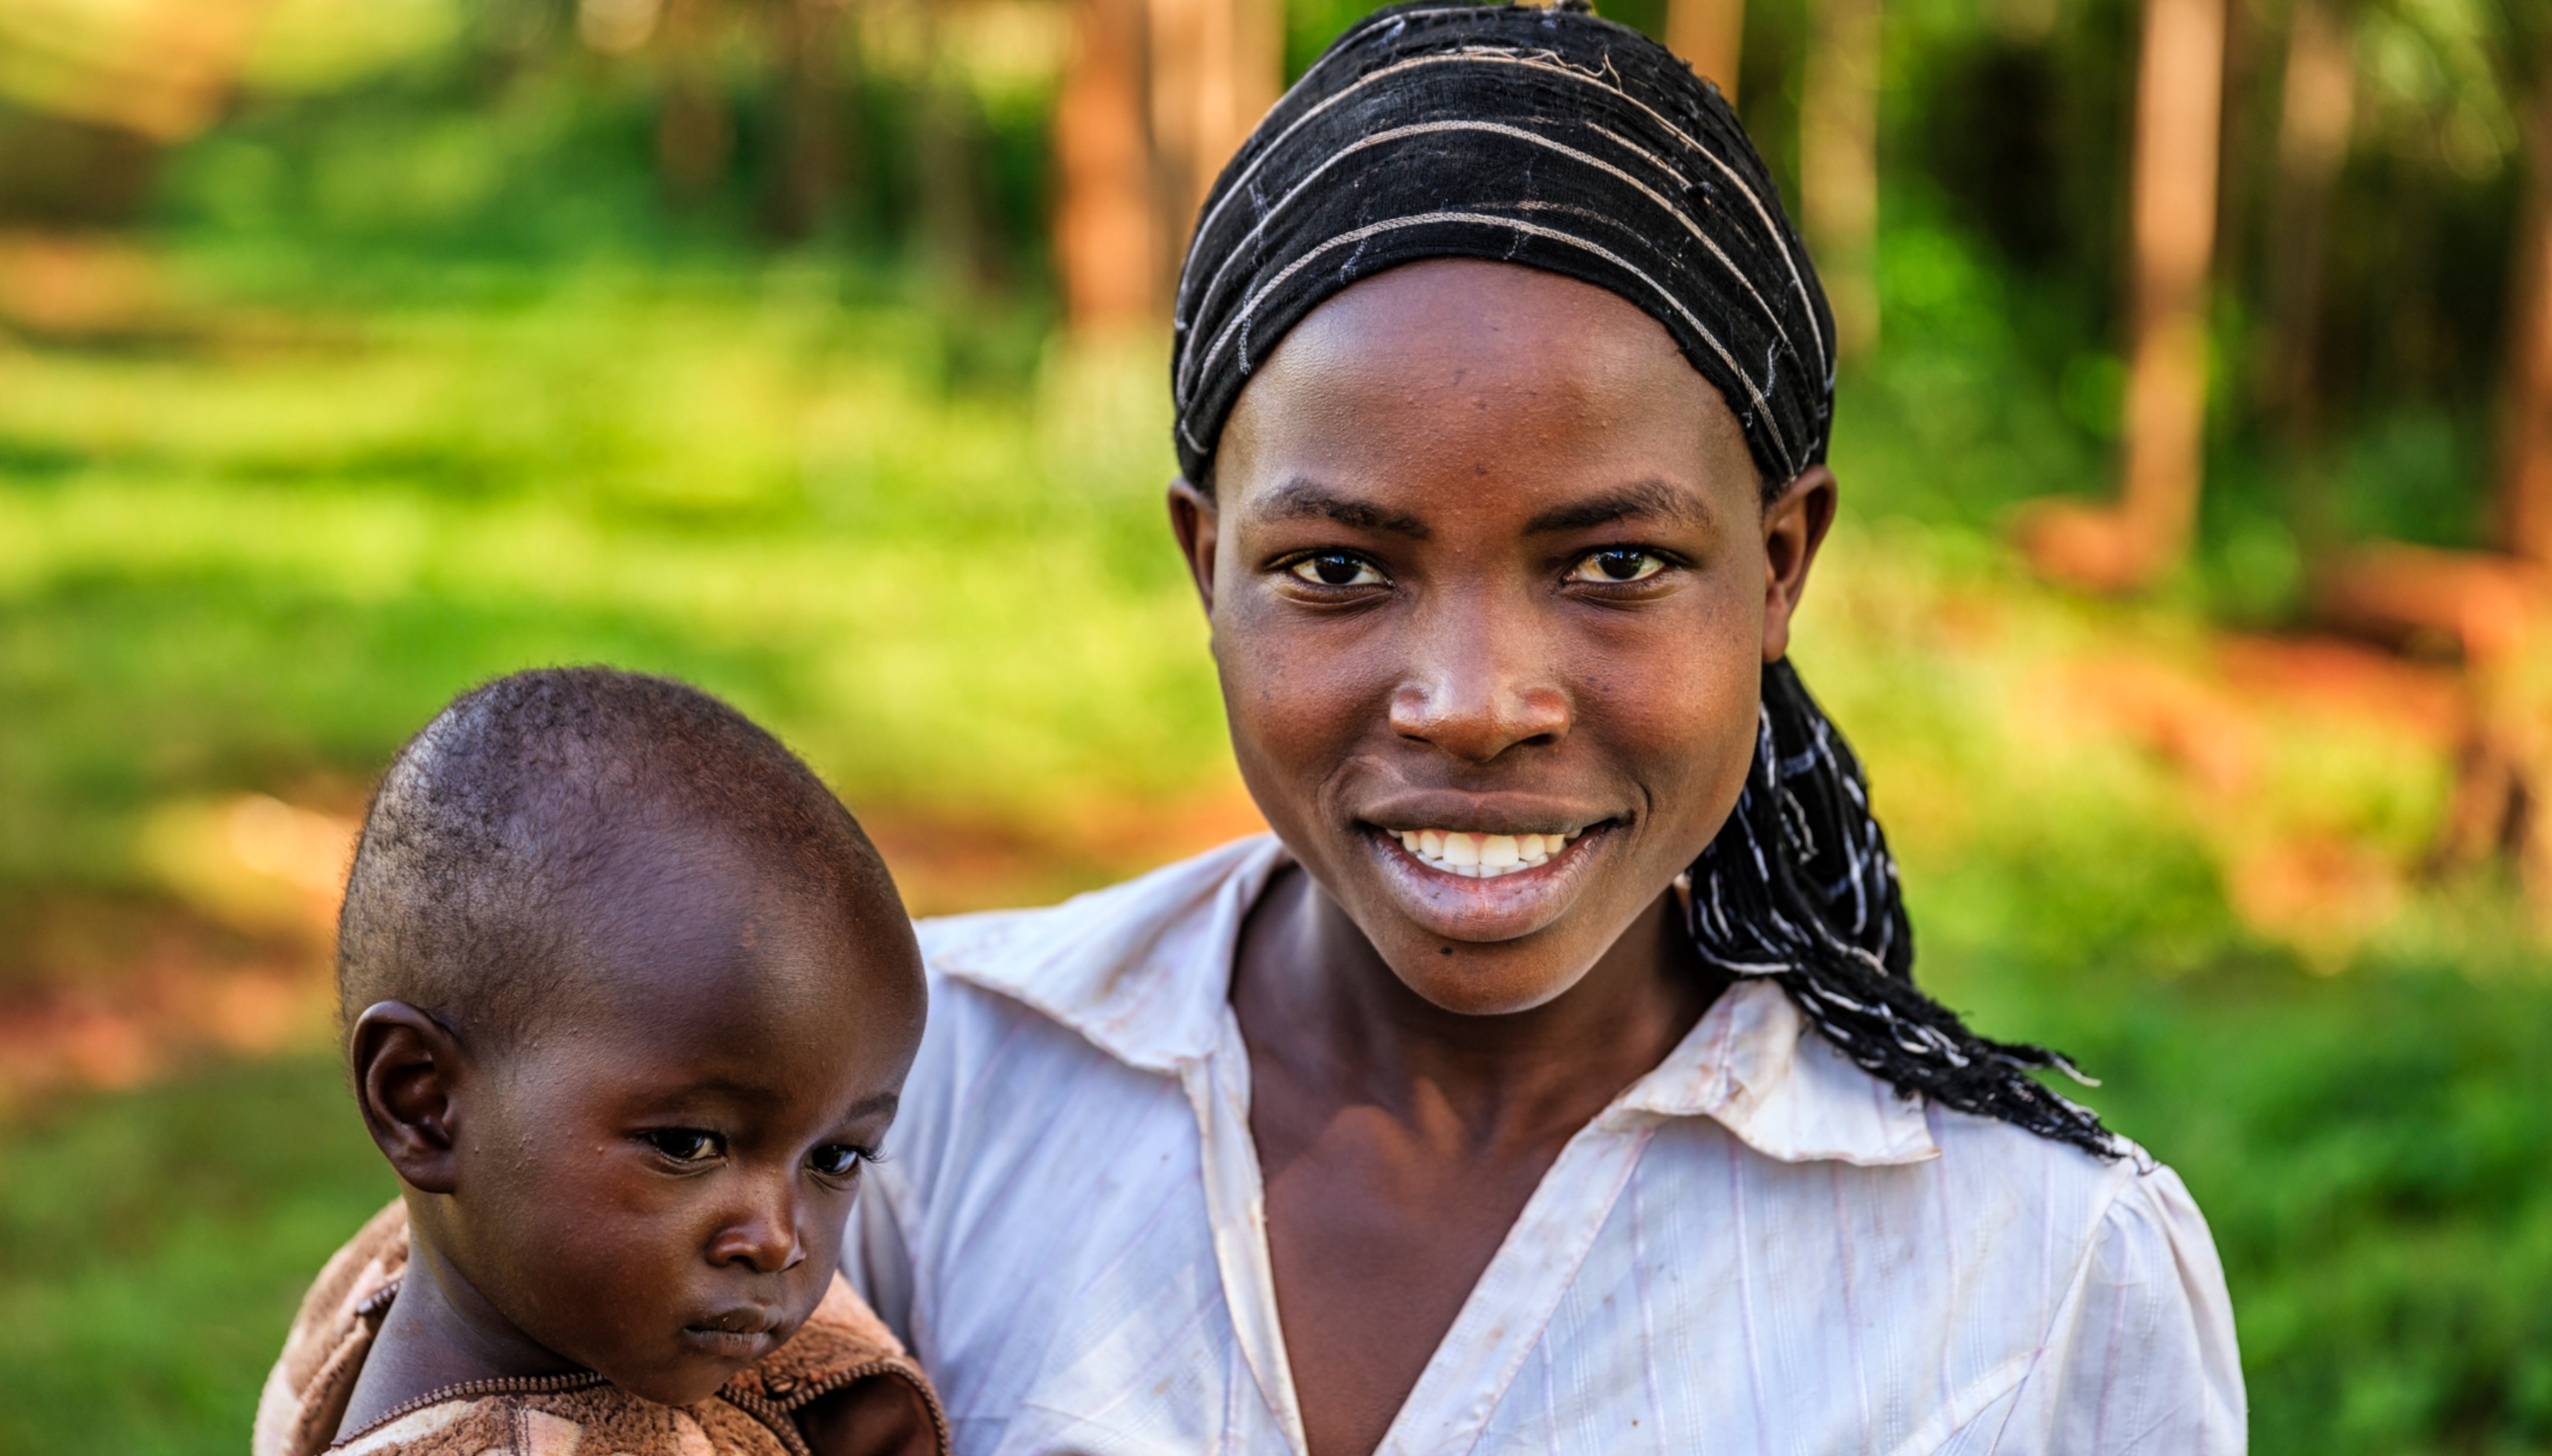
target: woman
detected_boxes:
[849,5,2244,1452]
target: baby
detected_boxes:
[253,668,942,1456]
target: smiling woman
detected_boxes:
[849,5,2245,1454]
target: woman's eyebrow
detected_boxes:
[1523,479,1714,534]
[1257,479,1431,537]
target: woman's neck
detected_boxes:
[1231,865,1725,1141]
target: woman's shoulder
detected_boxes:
[1906,1114,2245,1443]
[1916,1099,2232,1319]
[908,834,1284,1068]
[914,834,1277,978]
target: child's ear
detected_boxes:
[349,1001,468,1195]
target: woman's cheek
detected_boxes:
[1586,627,1756,841]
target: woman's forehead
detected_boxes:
[1219,262,1757,516]
[1272,259,1692,383]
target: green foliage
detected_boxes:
[0,1054,394,1455]
[0,262,1219,898]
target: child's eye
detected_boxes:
[808,1144,868,1178]
[1287,552,1386,588]
[642,1129,724,1163]
[1568,549,1666,584]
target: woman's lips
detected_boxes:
[1355,819,1616,942]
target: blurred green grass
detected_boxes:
[0,1055,393,1455]
[0,258,1226,906]
[3,239,2551,1455]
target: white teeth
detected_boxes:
[1389,826,1588,879]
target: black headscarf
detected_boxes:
[1170,0,2115,1158]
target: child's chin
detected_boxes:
[613,1349,763,1409]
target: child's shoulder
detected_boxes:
[254,1201,410,1456]
[254,1202,946,1456]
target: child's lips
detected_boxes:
[681,1306,783,1357]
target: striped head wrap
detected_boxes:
[1171,0,2115,1158]
[1172,0,1831,491]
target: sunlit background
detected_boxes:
[1,0,2549,1448]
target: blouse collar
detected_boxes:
[924,834,1936,1167]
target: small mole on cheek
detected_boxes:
[1439,946,1453,956]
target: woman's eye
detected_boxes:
[1570,549,1666,584]
[642,1129,723,1163]
[809,1145,867,1178]
[1287,553,1385,588]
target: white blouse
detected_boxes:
[849,836,2245,1455]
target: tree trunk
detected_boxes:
[1056,0,1158,330]
[2263,0,2351,446]
[766,0,842,240]
[2262,0,2352,566]
[1146,0,1281,299]
[656,0,733,206]
[1666,0,1745,101]
[2115,0,2225,571]
[1800,0,1879,359]
[2497,26,2552,564]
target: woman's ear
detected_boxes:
[1761,464,1838,663]
[1167,477,1219,614]
[349,1001,469,1195]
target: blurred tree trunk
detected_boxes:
[2314,26,2552,917]
[1056,0,1277,331]
[2207,0,2256,296]
[2115,0,2225,571]
[2497,27,2552,566]
[2263,0,2353,554]
[1667,0,1745,101]
[1800,0,1878,359]
[1146,0,1281,299]
[2264,0,2351,441]
[656,0,734,206]
[1056,0,1158,330]
[2014,0,2222,590]
[766,0,843,240]
[914,3,987,286]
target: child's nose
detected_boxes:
[707,1188,808,1275]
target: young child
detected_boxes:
[253,668,944,1456]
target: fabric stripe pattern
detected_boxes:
[1170,0,1837,491]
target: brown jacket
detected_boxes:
[252,1202,948,1456]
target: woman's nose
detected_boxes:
[707,1183,808,1275]
[1387,617,1572,761]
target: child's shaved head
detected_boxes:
[332,667,927,1418]
[337,666,900,1049]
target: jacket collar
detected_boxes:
[924,835,1937,1167]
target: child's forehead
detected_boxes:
[490,831,915,1060]
[496,923,912,1111]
